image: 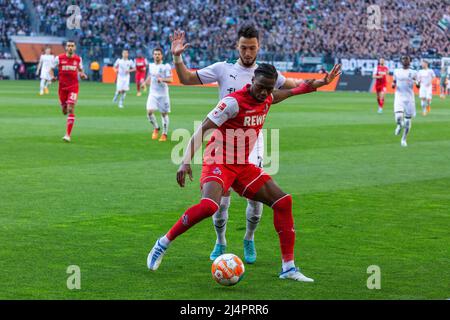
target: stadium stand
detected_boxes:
[2,1,449,69]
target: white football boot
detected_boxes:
[279,267,314,282]
[147,239,167,271]
[401,138,408,147]
[62,135,71,142]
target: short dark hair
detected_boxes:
[237,24,259,41]
[153,47,163,54]
[65,40,76,45]
[254,63,278,81]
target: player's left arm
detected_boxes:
[280,64,341,90]
[273,64,341,104]
[159,66,173,83]
[177,118,218,187]
[78,58,88,80]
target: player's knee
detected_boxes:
[246,200,263,221]
[200,198,220,217]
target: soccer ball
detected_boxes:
[211,253,245,286]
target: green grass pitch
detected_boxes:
[0,80,449,299]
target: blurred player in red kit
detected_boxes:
[50,40,87,142]
[135,51,148,96]
[372,58,389,114]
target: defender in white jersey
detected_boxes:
[392,56,419,147]
[112,50,136,108]
[36,47,55,95]
[417,60,436,116]
[170,25,323,265]
[144,48,173,142]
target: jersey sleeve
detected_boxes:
[53,56,59,68]
[114,59,119,68]
[196,62,224,84]
[207,96,239,126]
[165,64,172,78]
[275,71,286,89]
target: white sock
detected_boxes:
[113,91,119,100]
[402,117,412,140]
[395,112,404,127]
[161,114,169,135]
[159,235,171,248]
[120,92,126,104]
[421,100,426,112]
[40,79,45,93]
[212,196,230,245]
[44,80,50,89]
[282,260,295,272]
[147,113,160,129]
[244,199,263,241]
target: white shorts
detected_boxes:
[40,71,52,81]
[116,77,130,91]
[394,98,416,118]
[146,94,171,113]
[419,86,432,100]
[248,132,264,168]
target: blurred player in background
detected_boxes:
[417,60,436,116]
[440,67,447,99]
[113,50,135,108]
[144,48,173,142]
[50,40,87,142]
[392,56,418,147]
[372,58,389,114]
[36,47,54,95]
[170,26,309,264]
[134,50,148,96]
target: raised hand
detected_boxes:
[322,64,342,85]
[170,30,190,56]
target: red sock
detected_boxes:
[137,83,140,92]
[272,194,295,262]
[380,98,384,108]
[66,114,75,137]
[377,97,381,107]
[166,198,219,241]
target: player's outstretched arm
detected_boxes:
[177,118,218,187]
[272,80,316,104]
[170,29,201,85]
[309,64,342,89]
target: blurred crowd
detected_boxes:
[3,0,450,65]
[0,0,31,55]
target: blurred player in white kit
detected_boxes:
[36,47,55,95]
[392,56,419,147]
[417,60,436,116]
[144,48,173,142]
[113,49,135,108]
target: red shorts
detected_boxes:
[59,86,79,107]
[136,72,146,84]
[376,85,386,93]
[200,163,272,199]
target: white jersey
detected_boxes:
[148,62,172,96]
[196,61,286,99]
[393,68,417,101]
[39,54,55,78]
[114,58,135,79]
[197,61,286,167]
[417,69,435,88]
